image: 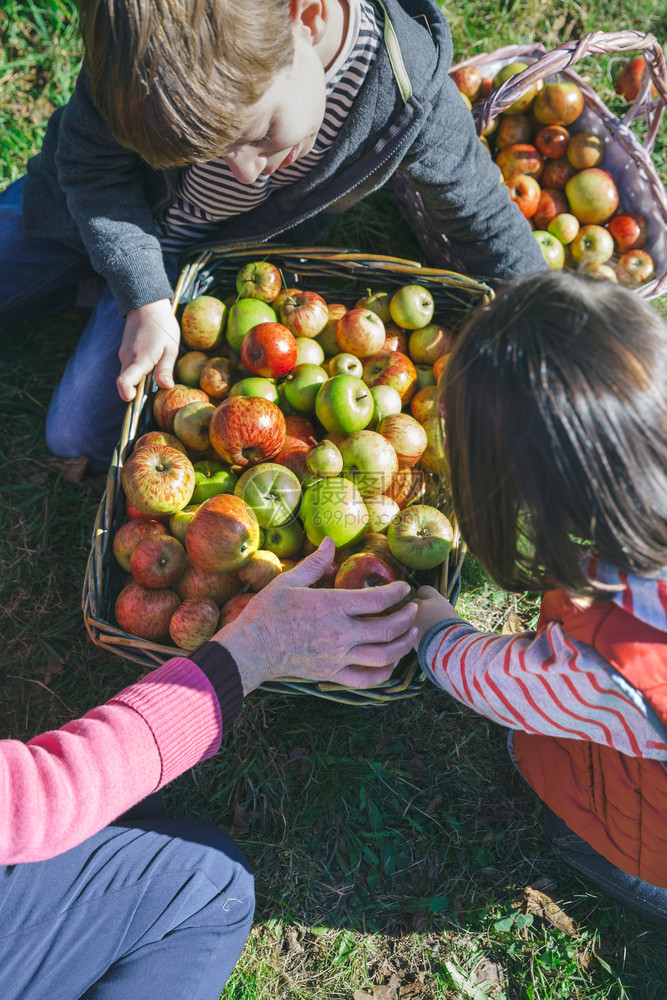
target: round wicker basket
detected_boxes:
[82,245,491,705]
[393,29,667,300]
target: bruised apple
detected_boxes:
[199,357,234,401]
[173,400,216,453]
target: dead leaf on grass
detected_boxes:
[425,791,442,815]
[521,884,578,936]
[36,655,63,685]
[285,927,304,955]
[471,956,507,998]
[29,96,56,123]
[46,455,89,484]
[501,610,525,634]
[231,802,262,834]
[353,976,401,1000]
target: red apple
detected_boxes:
[495,143,544,181]
[617,249,655,287]
[432,353,451,383]
[335,308,386,358]
[533,187,569,230]
[277,289,329,338]
[113,518,168,571]
[451,64,483,102]
[495,113,532,150]
[505,173,541,219]
[175,559,242,605]
[185,493,260,571]
[362,351,418,404]
[209,395,286,469]
[410,385,438,425]
[606,213,649,253]
[535,124,570,159]
[115,583,181,641]
[199,357,235,401]
[383,467,428,510]
[153,385,210,433]
[533,81,584,126]
[565,168,620,225]
[540,157,576,190]
[181,295,227,351]
[122,443,195,516]
[408,323,455,365]
[219,592,255,627]
[129,533,187,588]
[235,261,283,303]
[377,413,428,469]
[334,551,397,589]
[240,321,297,378]
[133,430,188,456]
[382,324,409,354]
[169,597,220,650]
[614,55,657,102]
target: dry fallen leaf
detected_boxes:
[522,884,578,936]
[46,455,89,484]
[29,96,56,123]
[36,655,64,685]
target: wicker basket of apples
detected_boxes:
[83,245,492,704]
[393,29,667,298]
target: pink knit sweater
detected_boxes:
[0,656,230,864]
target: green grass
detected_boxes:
[1,2,667,999]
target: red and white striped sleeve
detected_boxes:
[418,618,667,760]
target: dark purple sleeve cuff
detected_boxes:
[187,642,244,730]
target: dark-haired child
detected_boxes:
[414,271,667,923]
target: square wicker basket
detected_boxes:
[393,29,667,299]
[82,245,493,705]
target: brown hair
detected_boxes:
[78,0,295,168]
[440,270,667,594]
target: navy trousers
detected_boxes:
[0,818,254,1000]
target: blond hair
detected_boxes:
[79,0,295,168]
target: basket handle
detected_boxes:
[473,30,667,154]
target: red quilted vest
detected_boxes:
[513,588,667,887]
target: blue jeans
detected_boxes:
[506,733,667,925]
[0,177,179,470]
[0,818,254,1000]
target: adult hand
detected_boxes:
[220,538,419,694]
[412,585,460,649]
[117,299,180,401]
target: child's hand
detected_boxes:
[412,585,460,649]
[117,300,181,402]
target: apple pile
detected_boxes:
[451,58,656,287]
[112,261,458,654]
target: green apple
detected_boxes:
[387,504,453,570]
[234,462,302,528]
[300,476,369,548]
[306,440,343,478]
[533,230,566,270]
[226,298,277,353]
[389,284,434,330]
[174,350,209,388]
[492,61,538,115]
[364,495,400,534]
[191,460,238,504]
[314,374,374,436]
[169,504,201,544]
[294,337,325,366]
[340,429,399,498]
[355,290,391,324]
[369,384,403,428]
[328,353,363,377]
[314,303,348,357]
[414,364,437,392]
[228,377,279,403]
[262,520,305,558]
[283,363,329,412]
